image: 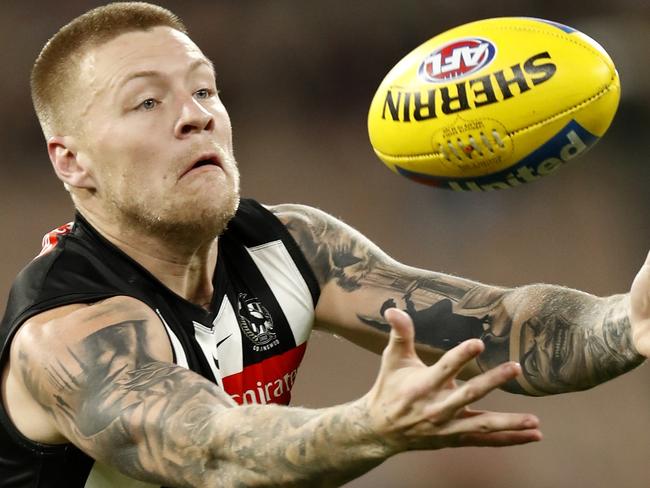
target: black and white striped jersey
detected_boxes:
[0,198,320,488]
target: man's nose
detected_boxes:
[174,97,214,137]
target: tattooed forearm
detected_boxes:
[499,289,643,394]
[355,271,641,395]
[274,204,645,396]
[214,399,389,487]
[19,316,390,487]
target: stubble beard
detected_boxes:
[108,157,241,249]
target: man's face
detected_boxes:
[72,26,240,238]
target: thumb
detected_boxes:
[630,251,650,356]
[383,308,417,363]
[631,251,650,321]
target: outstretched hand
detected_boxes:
[630,251,650,357]
[365,308,542,452]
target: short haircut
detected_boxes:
[31,2,187,139]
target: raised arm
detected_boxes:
[9,296,540,487]
[271,203,645,396]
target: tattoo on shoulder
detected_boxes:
[274,204,371,290]
[19,319,229,486]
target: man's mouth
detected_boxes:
[182,154,222,177]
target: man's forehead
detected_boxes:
[81,26,209,83]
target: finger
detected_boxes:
[437,410,540,437]
[427,339,485,388]
[454,429,543,447]
[382,308,418,364]
[436,362,522,416]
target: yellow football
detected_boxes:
[367,17,620,191]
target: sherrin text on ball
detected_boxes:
[367,17,620,190]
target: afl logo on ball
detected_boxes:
[418,38,496,82]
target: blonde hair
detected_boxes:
[31,2,187,139]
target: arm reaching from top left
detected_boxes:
[271,203,645,396]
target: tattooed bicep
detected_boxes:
[11,298,237,484]
[13,297,173,409]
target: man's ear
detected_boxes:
[47,136,96,190]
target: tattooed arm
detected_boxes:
[271,203,646,396]
[6,295,540,487]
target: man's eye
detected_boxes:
[194,88,212,100]
[138,98,158,110]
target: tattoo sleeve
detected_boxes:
[17,303,390,487]
[273,204,645,396]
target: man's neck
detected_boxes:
[80,209,219,310]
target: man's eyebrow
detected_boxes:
[118,58,216,89]
[193,58,215,75]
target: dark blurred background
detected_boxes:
[1,1,649,487]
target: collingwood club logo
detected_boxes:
[237,293,279,351]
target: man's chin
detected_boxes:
[122,194,240,245]
[166,197,239,240]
